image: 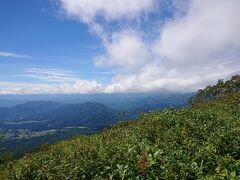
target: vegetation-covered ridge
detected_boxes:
[189,75,240,105]
[1,76,240,179]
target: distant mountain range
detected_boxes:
[0,92,194,108]
[33,102,120,128]
[0,101,64,121]
[0,93,193,156]
[0,93,193,132]
[0,101,120,131]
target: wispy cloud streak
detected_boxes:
[0,51,32,59]
[24,68,78,82]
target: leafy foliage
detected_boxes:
[0,77,240,179]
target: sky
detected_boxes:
[0,0,239,94]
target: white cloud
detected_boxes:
[99,0,240,93]
[0,82,57,94]
[0,80,103,95]
[2,0,240,94]
[58,0,157,36]
[0,51,32,59]
[104,62,238,93]
[24,68,79,82]
[0,68,104,94]
[60,80,103,94]
[59,0,156,23]
[94,31,150,69]
[153,0,240,64]
[0,62,239,94]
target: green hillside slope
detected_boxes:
[1,76,240,179]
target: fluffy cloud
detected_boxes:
[59,0,156,23]
[104,62,238,93]
[59,80,103,94]
[94,0,240,93]
[94,31,150,69]
[153,0,240,64]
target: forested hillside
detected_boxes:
[0,76,240,179]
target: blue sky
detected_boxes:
[0,0,239,94]
[0,0,110,84]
